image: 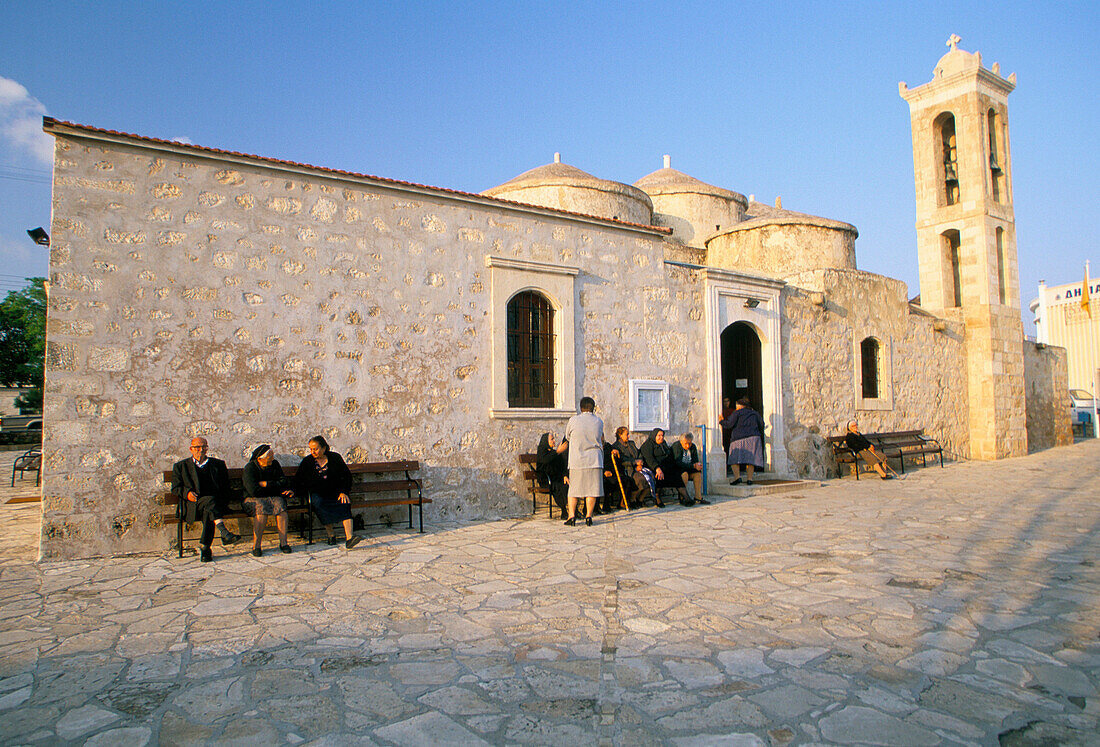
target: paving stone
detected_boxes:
[747,683,826,720]
[55,704,120,741]
[918,679,1022,722]
[717,649,774,678]
[374,711,490,746]
[84,726,154,747]
[1028,663,1095,697]
[976,658,1032,687]
[896,648,968,676]
[418,685,496,715]
[769,647,828,667]
[172,677,245,722]
[818,706,939,745]
[664,658,725,689]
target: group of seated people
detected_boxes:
[170,434,364,562]
[535,426,711,520]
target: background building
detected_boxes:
[1031,275,1100,395]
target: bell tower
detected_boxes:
[900,36,1026,459]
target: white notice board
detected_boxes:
[629,379,669,431]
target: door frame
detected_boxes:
[703,268,787,477]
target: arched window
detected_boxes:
[860,337,880,399]
[935,112,960,206]
[506,291,555,407]
[942,229,962,307]
[988,108,1004,203]
[996,227,1007,305]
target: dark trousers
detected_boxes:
[182,494,226,547]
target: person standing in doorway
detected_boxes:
[558,397,604,526]
[723,398,766,485]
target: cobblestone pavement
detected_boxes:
[1,442,1098,746]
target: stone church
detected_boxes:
[39,41,1071,558]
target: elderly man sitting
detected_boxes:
[844,421,893,480]
[670,432,710,506]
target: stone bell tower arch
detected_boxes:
[900,36,1026,459]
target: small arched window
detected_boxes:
[860,337,880,399]
[935,112,960,206]
[942,229,962,307]
[988,108,1004,203]
[506,291,555,408]
[996,227,1007,305]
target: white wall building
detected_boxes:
[1031,275,1100,395]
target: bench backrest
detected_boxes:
[161,459,421,505]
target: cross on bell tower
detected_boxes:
[899,40,1026,460]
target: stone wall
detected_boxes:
[780,268,970,478]
[42,131,705,559]
[1023,341,1073,451]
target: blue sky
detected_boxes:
[1,1,1096,328]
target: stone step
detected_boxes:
[707,477,820,498]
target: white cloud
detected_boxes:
[0,77,53,165]
[171,136,192,144]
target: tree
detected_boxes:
[0,278,46,412]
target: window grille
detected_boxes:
[506,291,555,407]
[861,337,880,399]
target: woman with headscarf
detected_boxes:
[242,444,295,556]
[294,435,361,549]
[535,432,569,519]
[639,428,686,505]
[723,398,766,485]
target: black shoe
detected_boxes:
[220,530,241,546]
[585,517,592,526]
[730,478,743,485]
[655,500,665,508]
[745,480,753,485]
[251,547,263,558]
[563,517,576,526]
[280,544,292,554]
[881,474,895,480]
[326,535,340,545]
[698,498,710,505]
[345,535,362,549]
[560,513,569,520]
[200,546,212,563]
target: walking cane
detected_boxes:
[611,454,630,510]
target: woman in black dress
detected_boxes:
[639,428,686,505]
[242,444,295,556]
[295,436,361,549]
[535,432,569,519]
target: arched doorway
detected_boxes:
[721,321,763,419]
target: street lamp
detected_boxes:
[27,227,49,246]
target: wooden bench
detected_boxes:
[519,453,557,517]
[11,448,41,487]
[160,459,427,557]
[828,430,943,479]
[871,430,944,469]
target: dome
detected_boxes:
[705,200,858,279]
[632,156,747,248]
[634,163,746,205]
[482,154,653,225]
